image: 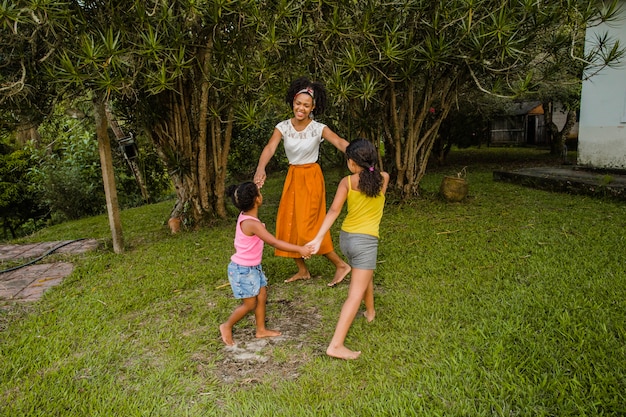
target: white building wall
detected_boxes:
[578,4,626,169]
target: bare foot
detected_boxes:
[219,323,235,346]
[284,273,311,283]
[327,263,351,287]
[363,310,375,322]
[256,329,282,339]
[326,345,361,360]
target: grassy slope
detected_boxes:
[1,148,625,416]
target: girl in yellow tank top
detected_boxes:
[308,139,390,360]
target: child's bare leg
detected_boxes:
[326,269,370,360]
[284,258,311,283]
[362,272,375,322]
[254,287,281,339]
[325,250,351,287]
[220,297,257,346]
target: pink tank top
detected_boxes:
[231,213,264,266]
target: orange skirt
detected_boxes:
[275,163,334,257]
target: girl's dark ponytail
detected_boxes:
[345,139,383,198]
[226,182,259,211]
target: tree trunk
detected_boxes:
[552,110,577,157]
[196,41,212,213]
[148,78,232,227]
[150,88,203,226]
[15,124,40,146]
[544,100,577,157]
[384,75,457,199]
[210,106,233,220]
[93,98,124,254]
[544,101,558,154]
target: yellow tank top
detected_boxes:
[341,175,385,238]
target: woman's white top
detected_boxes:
[276,119,326,165]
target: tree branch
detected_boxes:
[465,60,516,99]
[0,61,26,94]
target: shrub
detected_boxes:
[0,144,48,239]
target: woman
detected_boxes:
[253,77,351,286]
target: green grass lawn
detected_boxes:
[1,148,625,416]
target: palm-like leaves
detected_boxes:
[2,0,623,205]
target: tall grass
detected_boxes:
[1,148,624,416]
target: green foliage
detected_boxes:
[228,120,288,181]
[132,137,174,202]
[26,103,172,224]
[601,174,614,185]
[0,0,69,135]
[29,133,106,222]
[0,142,47,239]
[436,92,509,155]
[1,0,624,216]
[302,1,624,195]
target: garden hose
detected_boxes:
[0,238,87,274]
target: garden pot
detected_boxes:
[440,176,468,202]
[168,217,182,234]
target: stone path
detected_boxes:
[0,239,99,302]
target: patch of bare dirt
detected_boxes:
[214,298,325,386]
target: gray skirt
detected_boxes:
[339,231,379,270]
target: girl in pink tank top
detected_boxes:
[219,182,313,346]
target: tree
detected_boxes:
[307,0,624,198]
[48,0,278,226]
[2,0,623,223]
[2,1,273,233]
[0,2,124,250]
[0,1,61,145]
[542,95,579,156]
[23,101,171,225]
[528,2,625,156]
[433,89,498,164]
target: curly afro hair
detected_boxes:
[285,77,328,116]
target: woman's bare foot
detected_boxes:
[284,273,311,283]
[363,310,375,322]
[326,345,361,360]
[256,329,282,339]
[327,263,351,287]
[219,323,235,346]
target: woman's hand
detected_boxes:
[298,245,314,259]
[253,169,266,188]
[254,127,282,188]
[306,238,322,255]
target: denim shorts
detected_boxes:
[227,262,267,299]
[339,231,378,270]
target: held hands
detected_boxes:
[253,169,266,188]
[299,244,315,260]
[306,238,322,255]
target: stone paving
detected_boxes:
[0,239,99,302]
[493,166,626,200]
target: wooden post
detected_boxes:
[93,98,124,253]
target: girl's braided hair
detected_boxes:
[285,77,328,116]
[346,139,383,198]
[226,182,259,212]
